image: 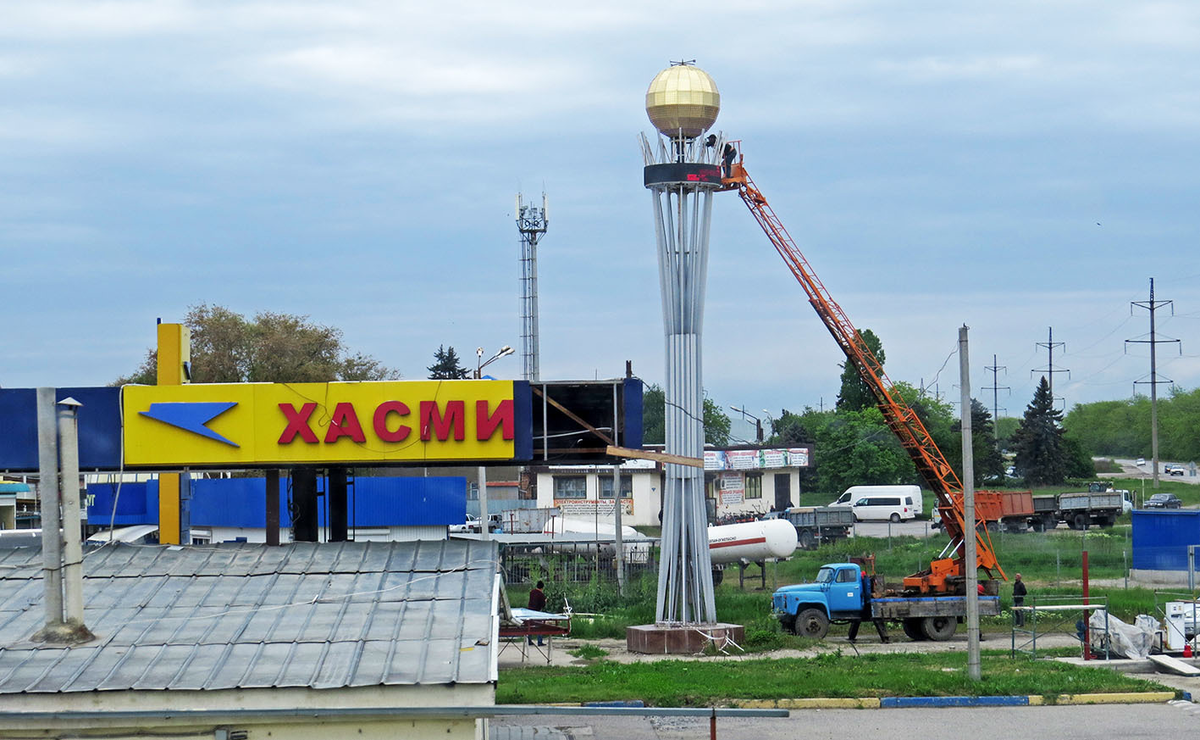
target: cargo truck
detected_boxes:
[1031,491,1123,531]
[768,506,856,550]
[772,562,1000,641]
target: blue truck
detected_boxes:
[772,562,1001,641]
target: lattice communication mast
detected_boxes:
[516,192,548,382]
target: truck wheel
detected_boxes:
[1099,516,1114,529]
[921,616,957,641]
[795,608,830,640]
[1031,518,1045,533]
[781,615,797,635]
[890,513,902,523]
[902,619,925,641]
[799,530,816,550]
[1073,513,1089,530]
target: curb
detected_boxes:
[732,691,1177,709]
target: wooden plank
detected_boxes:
[1148,654,1200,676]
[532,385,614,445]
[606,445,703,469]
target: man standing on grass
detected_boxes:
[1013,573,1027,627]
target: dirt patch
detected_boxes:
[498,630,1087,670]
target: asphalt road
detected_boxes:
[1110,458,1199,486]
[492,702,1200,739]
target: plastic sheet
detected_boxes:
[1089,609,1155,659]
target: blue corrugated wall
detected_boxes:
[1132,509,1200,571]
[88,476,466,528]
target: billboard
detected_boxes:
[123,380,532,467]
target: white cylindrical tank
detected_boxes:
[708,519,798,565]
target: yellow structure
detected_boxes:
[645,62,721,139]
[124,380,520,467]
[156,323,190,544]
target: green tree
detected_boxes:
[1062,434,1097,479]
[112,304,397,385]
[640,384,732,446]
[836,329,885,412]
[703,397,732,446]
[767,408,815,446]
[945,399,1006,487]
[1011,377,1067,486]
[427,345,469,379]
[803,406,917,492]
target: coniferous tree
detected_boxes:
[427,345,469,379]
[1012,377,1067,485]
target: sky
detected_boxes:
[3,1,1199,446]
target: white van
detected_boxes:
[828,485,922,522]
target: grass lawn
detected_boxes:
[497,651,1170,705]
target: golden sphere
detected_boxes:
[645,63,720,139]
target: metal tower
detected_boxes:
[516,192,548,382]
[641,61,724,625]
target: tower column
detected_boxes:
[641,61,725,626]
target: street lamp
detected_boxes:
[475,345,515,379]
[729,405,763,445]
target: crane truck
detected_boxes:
[717,142,1005,640]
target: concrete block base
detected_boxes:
[626,622,745,654]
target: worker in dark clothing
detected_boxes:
[848,572,890,643]
[722,143,737,178]
[527,580,547,646]
[1012,572,1027,626]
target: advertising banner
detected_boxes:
[718,471,744,505]
[123,380,530,467]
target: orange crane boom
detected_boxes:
[720,142,1004,594]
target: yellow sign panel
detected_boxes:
[123,381,522,467]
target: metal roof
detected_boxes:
[0,540,499,694]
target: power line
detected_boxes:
[981,354,1009,429]
[1032,326,1069,410]
[1126,277,1181,489]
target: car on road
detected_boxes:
[1165,464,1186,477]
[1136,457,1146,466]
[1145,493,1183,509]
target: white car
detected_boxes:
[1136,458,1146,467]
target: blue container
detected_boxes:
[1132,509,1200,571]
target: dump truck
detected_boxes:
[1032,491,1123,531]
[773,506,856,550]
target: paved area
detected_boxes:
[491,703,1200,739]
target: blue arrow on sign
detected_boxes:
[138,402,240,447]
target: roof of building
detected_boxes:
[0,540,499,694]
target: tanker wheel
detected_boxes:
[921,616,957,641]
[711,568,724,587]
[902,618,926,641]
[799,530,816,550]
[1073,513,1089,531]
[795,608,830,640]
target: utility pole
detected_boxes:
[959,327,980,681]
[1126,278,1180,489]
[1033,327,1069,409]
[982,354,1008,437]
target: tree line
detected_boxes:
[1064,387,1200,462]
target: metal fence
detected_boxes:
[500,541,659,586]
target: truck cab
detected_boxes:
[771,563,865,638]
